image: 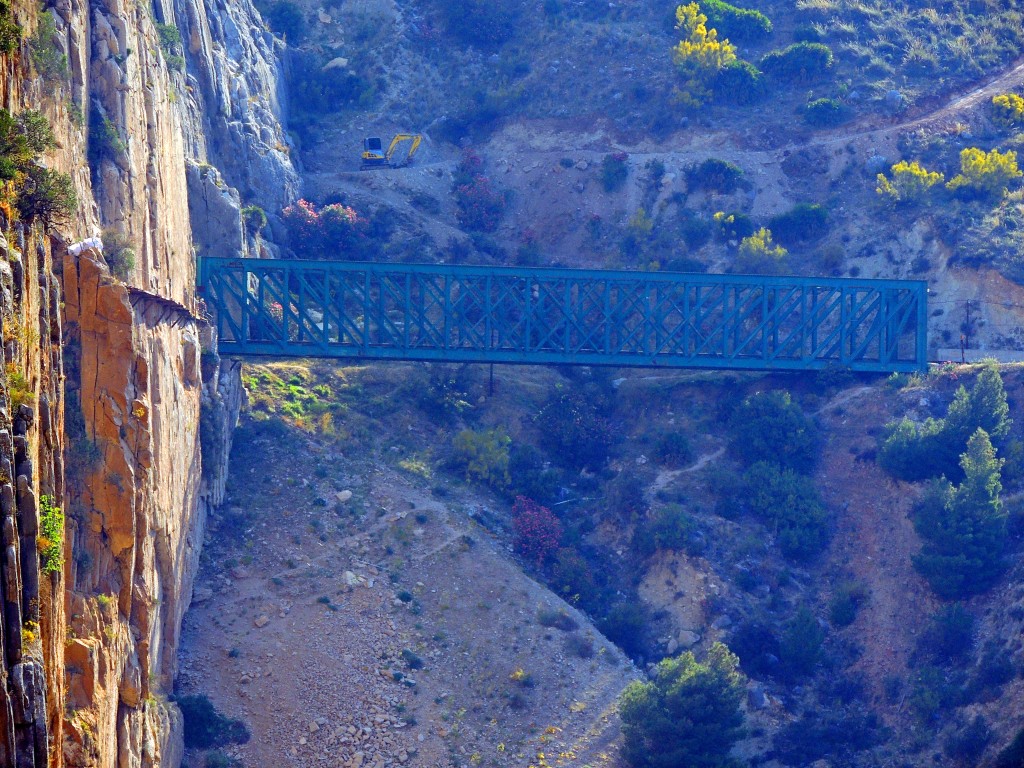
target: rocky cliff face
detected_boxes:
[0,0,296,763]
[0,221,68,768]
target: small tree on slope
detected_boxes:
[913,428,1007,599]
[619,642,745,768]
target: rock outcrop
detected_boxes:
[173,0,299,250]
[0,0,297,762]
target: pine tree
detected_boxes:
[913,429,1008,599]
[620,642,745,768]
[878,364,1011,482]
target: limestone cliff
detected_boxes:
[0,221,68,768]
[0,0,296,763]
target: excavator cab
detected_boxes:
[361,137,387,168]
[361,133,422,169]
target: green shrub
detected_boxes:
[729,621,779,678]
[914,603,974,666]
[651,431,693,467]
[547,547,598,608]
[103,231,136,280]
[88,106,127,166]
[743,462,829,561]
[436,0,524,49]
[829,580,868,627]
[792,24,821,43]
[19,110,56,155]
[29,11,67,81]
[768,203,828,246]
[155,23,184,70]
[780,607,825,680]
[0,0,20,54]
[728,390,819,472]
[411,364,473,426]
[945,716,992,764]
[605,471,648,521]
[909,666,967,723]
[878,365,1010,483]
[761,42,833,83]
[803,97,847,126]
[507,443,560,505]
[286,50,377,129]
[913,430,1007,599]
[263,1,307,43]
[241,204,268,235]
[685,157,744,193]
[537,606,578,631]
[535,388,613,471]
[5,364,32,410]
[633,504,704,558]
[599,599,650,660]
[156,22,181,50]
[39,495,63,574]
[16,165,76,226]
[65,437,102,492]
[714,60,766,105]
[676,211,713,250]
[175,694,250,749]
[565,633,595,658]
[450,427,511,488]
[205,751,242,768]
[712,210,755,240]
[600,152,629,192]
[969,645,1016,700]
[771,711,888,765]
[619,643,744,768]
[0,109,54,181]
[700,0,771,43]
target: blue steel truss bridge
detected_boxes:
[197,258,928,373]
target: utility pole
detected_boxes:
[964,300,973,351]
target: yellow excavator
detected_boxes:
[361,134,422,169]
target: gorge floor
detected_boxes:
[176,392,636,768]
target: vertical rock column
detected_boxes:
[0,220,69,767]
[63,246,207,768]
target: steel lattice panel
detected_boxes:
[198,258,928,372]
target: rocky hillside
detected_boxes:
[264,0,1024,357]
[178,358,1024,768]
[0,0,1021,764]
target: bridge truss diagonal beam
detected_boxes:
[198,258,928,373]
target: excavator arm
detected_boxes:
[385,134,422,167]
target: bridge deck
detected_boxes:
[197,258,927,372]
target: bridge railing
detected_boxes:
[197,258,927,372]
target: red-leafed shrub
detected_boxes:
[512,496,562,566]
[281,198,367,258]
[453,150,507,233]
